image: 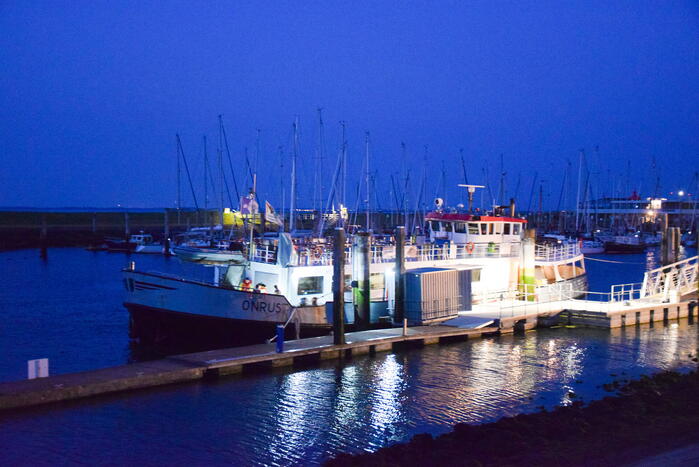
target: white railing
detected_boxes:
[252,241,522,267]
[641,255,698,300]
[535,242,581,262]
[610,282,644,302]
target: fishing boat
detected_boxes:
[123,188,588,347]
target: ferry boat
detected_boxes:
[123,197,587,347]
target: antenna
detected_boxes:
[458,184,485,212]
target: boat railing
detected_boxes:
[251,240,522,267]
[535,242,581,262]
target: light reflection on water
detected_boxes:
[2,321,699,465]
[0,247,697,465]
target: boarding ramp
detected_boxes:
[641,256,698,301]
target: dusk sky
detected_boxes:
[1,1,698,211]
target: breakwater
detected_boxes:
[327,369,699,466]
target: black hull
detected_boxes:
[126,303,332,353]
[604,242,646,254]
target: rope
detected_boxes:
[585,257,645,265]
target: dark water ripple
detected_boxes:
[0,247,696,465]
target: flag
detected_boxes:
[265,200,283,226]
[240,196,259,215]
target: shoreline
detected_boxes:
[326,367,699,466]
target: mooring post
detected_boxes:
[352,231,371,330]
[39,214,48,259]
[276,324,285,353]
[394,226,406,324]
[332,227,346,345]
[163,209,171,256]
[124,211,130,238]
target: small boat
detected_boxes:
[129,234,163,254]
[580,240,604,254]
[172,245,246,265]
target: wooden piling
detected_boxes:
[352,231,371,330]
[332,227,346,345]
[394,226,405,324]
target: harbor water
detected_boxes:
[0,247,697,465]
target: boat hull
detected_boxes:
[123,270,330,348]
[127,303,330,350]
[603,242,646,254]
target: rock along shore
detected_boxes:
[326,368,699,466]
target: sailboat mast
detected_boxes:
[575,149,584,232]
[364,131,370,231]
[203,136,209,211]
[176,136,181,211]
[290,117,298,233]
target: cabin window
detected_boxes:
[488,223,494,235]
[513,224,521,235]
[430,221,440,232]
[468,223,479,234]
[480,223,487,235]
[370,273,385,290]
[471,269,481,282]
[297,276,324,295]
[503,223,511,235]
[454,222,466,233]
[494,223,502,234]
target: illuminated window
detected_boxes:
[297,276,323,295]
[488,223,494,234]
[494,223,502,234]
[472,269,481,282]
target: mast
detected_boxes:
[279,145,285,231]
[176,135,181,223]
[290,117,299,233]
[364,131,370,231]
[203,136,209,211]
[575,149,584,232]
[341,121,346,218]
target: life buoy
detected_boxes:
[466,242,475,254]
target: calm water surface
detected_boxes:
[0,247,697,465]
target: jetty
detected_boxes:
[1,256,696,412]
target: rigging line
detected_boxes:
[219,116,241,203]
[584,257,645,265]
[176,134,199,210]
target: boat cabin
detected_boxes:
[426,212,526,245]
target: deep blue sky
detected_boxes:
[1,1,698,210]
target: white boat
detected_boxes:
[131,234,163,254]
[172,245,245,265]
[123,203,588,347]
[580,239,604,254]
